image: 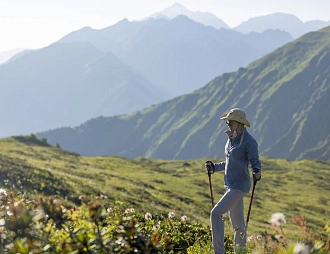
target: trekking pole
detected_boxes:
[206,162,215,208]
[245,179,257,240]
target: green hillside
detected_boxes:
[38,26,330,163]
[0,134,329,241]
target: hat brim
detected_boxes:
[220,113,250,127]
[220,113,229,119]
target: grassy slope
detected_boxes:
[0,135,329,240]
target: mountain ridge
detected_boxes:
[149,3,230,29]
[2,2,329,61]
[37,26,330,162]
[149,4,330,38]
[0,42,168,137]
[57,15,293,96]
[0,16,292,138]
[234,12,330,38]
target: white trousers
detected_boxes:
[210,188,247,254]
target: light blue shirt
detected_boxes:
[214,129,261,193]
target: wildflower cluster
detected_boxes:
[245,212,330,254]
[0,189,329,254]
[0,189,211,253]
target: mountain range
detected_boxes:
[0,42,167,136]
[58,15,292,95]
[0,11,293,138]
[150,3,330,38]
[37,26,330,162]
[233,12,330,38]
[1,3,330,162]
[1,3,329,65]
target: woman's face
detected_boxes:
[226,120,239,131]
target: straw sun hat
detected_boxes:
[220,108,250,127]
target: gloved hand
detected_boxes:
[205,161,215,174]
[253,171,261,182]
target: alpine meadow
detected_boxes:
[0,135,329,253]
[0,4,330,253]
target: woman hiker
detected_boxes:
[205,108,261,254]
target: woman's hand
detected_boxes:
[205,161,215,174]
[253,172,261,181]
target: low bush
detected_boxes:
[0,189,329,253]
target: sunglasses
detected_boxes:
[226,120,237,126]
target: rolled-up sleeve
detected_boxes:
[214,161,225,172]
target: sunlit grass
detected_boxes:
[0,134,329,246]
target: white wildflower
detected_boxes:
[247,235,254,242]
[125,208,135,214]
[268,212,286,227]
[168,212,175,219]
[0,189,7,201]
[293,242,310,254]
[145,212,152,220]
[181,215,188,222]
[153,223,160,230]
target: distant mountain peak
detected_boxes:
[243,12,303,25]
[149,3,229,29]
[233,12,330,38]
[171,2,186,7]
[162,3,190,16]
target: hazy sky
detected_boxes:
[1,0,330,53]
